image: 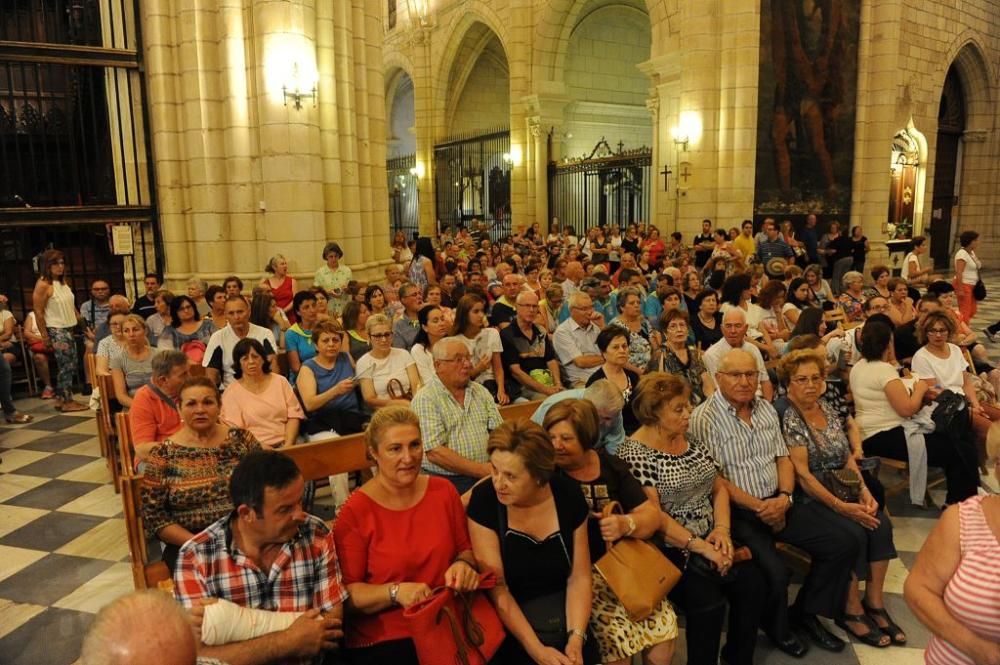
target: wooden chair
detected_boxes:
[120,473,171,590]
[879,457,946,503]
[276,352,290,377]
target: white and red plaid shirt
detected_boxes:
[174,512,348,664]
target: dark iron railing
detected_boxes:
[386,153,418,240]
[434,127,511,241]
[0,0,160,313]
[549,138,651,235]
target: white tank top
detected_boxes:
[44,281,77,329]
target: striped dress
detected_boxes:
[926,496,1000,665]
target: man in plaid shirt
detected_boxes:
[174,450,347,665]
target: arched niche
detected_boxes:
[885,118,927,241]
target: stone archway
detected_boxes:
[929,41,993,268]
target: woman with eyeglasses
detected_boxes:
[356,313,421,409]
[95,311,129,377]
[656,309,714,406]
[31,249,88,412]
[911,310,1000,463]
[779,350,901,647]
[540,284,564,335]
[159,295,215,364]
[849,319,979,506]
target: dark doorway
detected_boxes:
[930,66,965,270]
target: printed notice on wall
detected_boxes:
[112,224,134,255]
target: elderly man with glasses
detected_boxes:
[702,307,774,400]
[552,291,604,387]
[689,348,858,657]
[412,337,503,493]
[500,290,564,400]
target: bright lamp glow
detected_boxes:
[265,35,319,109]
[672,111,702,150]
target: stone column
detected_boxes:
[140,0,390,289]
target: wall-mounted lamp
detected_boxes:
[406,0,431,27]
[282,63,317,110]
[672,111,702,152]
[502,145,522,167]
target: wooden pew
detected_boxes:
[119,400,544,590]
[97,373,122,493]
[120,474,171,590]
[117,411,136,477]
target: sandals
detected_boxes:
[835,613,890,648]
[58,401,88,413]
[863,598,907,645]
[4,412,33,424]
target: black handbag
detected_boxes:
[973,280,987,301]
[931,389,967,434]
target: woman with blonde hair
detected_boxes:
[334,406,479,663]
[544,398,676,665]
[110,314,155,408]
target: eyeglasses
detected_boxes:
[790,375,825,386]
[717,370,758,382]
[666,323,688,332]
[517,304,539,310]
[926,328,949,335]
[440,355,472,365]
[371,332,392,340]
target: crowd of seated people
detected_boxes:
[4,220,1000,665]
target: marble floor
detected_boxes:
[2,272,1000,665]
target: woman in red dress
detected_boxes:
[333,407,480,663]
[260,254,297,323]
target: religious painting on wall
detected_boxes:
[753,0,860,218]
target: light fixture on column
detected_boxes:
[282,63,317,110]
[672,110,702,152]
[406,0,431,27]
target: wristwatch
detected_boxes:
[389,583,400,606]
[624,515,637,537]
[567,628,588,643]
[778,490,794,506]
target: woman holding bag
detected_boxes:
[779,350,902,647]
[543,399,677,665]
[468,419,601,665]
[333,406,481,664]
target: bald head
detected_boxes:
[80,591,197,665]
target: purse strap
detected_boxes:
[600,500,624,548]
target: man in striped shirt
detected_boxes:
[690,349,858,657]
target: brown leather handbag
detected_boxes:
[386,377,413,400]
[593,501,682,621]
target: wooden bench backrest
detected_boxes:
[498,400,542,422]
[120,474,170,589]
[280,433,369,480]
[116,411,135,477]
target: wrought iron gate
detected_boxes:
[386,153,418,240]
[0,0,160,317]
[549,139,651,236]
[434,128,511,240]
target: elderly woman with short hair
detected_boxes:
[314,241,353,316]
[618,372,765,665]
[609,286,658,375]
[837,271,867,323]
[779,350,901,647]
[544,398,676,665]
[468,419,600,665]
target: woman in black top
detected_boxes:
[586,326,640,434]
[467,420,600,665]
[689,289,723,350]
[544,399,676,665]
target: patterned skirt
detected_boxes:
[589,565,679,661]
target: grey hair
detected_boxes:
[842,271,864,287]
[721,306,747,325]
[616,286,642,311]
[151,349,189,379]
[516,289,539,305]
[186,277,208,291]
[432,336,467,361]
[583,379,625,413]
[567,290,592,308]
[80,590,196,665]
[365,313,392,335]
[718,347,757,373]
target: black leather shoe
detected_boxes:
[796,614,846,652]
[770,633,809,658]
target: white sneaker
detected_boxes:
[984,328,999,343]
